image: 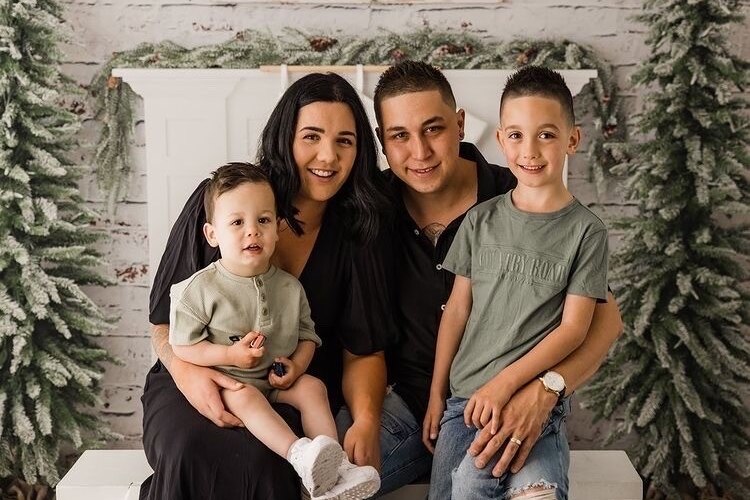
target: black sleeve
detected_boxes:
[148,179,220,325]
[339,224,399,355]
[500,166,518,193]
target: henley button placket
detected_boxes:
[254,275,272,329]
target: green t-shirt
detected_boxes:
[169,261,320,389]
[442,191,608,398]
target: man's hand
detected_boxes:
[171,357,244,428]
[422,395,446,453]
[464,375,513,433]
[468,380,557,476]
[342,416,381,471]
[227,331,265,368]
[268,357,301,390]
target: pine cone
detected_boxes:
[431,44,451,58]
[309,36,338,52]
[391,48,406,61]
[70,100,86,115]
[107,76,121,90]
[602,124,617,138]
[516,47,538,66]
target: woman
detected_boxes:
[141,73,397,499]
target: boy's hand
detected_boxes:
[268,357,300,389]
[422,396,446,453]
[464,376,513,434]
[227,331,265,368]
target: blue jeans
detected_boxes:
[336,389,432,496]
[429,396,571,500]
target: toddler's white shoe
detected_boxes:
[312,457,380,500]
[288,436,344,496]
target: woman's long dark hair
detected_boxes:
[257,72,391,244]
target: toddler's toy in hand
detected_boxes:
[228,333,265,348]
[271,361,286,377]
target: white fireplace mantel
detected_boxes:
[112,67,597,284]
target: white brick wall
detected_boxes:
[61,0,750,449]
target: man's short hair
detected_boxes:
[204,162,273,223]
[373,61,456,129]
[500,66,575,125]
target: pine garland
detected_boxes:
[583,0,750,497]
[90,28,626,207]
[0,0,114,487]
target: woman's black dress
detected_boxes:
[140,180,396,500]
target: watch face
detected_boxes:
[544,371,565,392]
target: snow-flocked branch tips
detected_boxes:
[0,0,114,487]
[583,0,750,497]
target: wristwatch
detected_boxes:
[538,370,566,398]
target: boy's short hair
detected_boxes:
[204,162,273,223]
[500,66,575,126]
[373,61,456,129]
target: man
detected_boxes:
[371,61,623,495]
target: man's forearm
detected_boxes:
[342,350,387,422]
[551,292,623,393]
[151,323,176,372]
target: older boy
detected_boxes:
[424,66,608,500]
[372,61,622,498]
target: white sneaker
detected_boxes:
[312,457,380,500]
[287,436,344,496]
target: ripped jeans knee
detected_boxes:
[507,479,557,499]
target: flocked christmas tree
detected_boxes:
[0,0,112,488]
[585,0,750,497]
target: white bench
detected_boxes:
[57,449,642,499]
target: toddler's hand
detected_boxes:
[422,396,446,453]
[228,331,265,369]
[268,357,300,390]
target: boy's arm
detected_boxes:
[430,274,473,400]
[172,340,232,367]
[289,339,316,372]
[495,293,596,395]
[270,289,322,389]
[423,275,472,451]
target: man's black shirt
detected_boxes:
[385,142,517,421]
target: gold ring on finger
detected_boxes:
[509,437,522,446]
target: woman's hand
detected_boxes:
[422,395,446,453]
[171,357,244,428]
[467,380,557,476]
[343,415,381,471]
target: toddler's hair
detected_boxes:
[204,162,274,223]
